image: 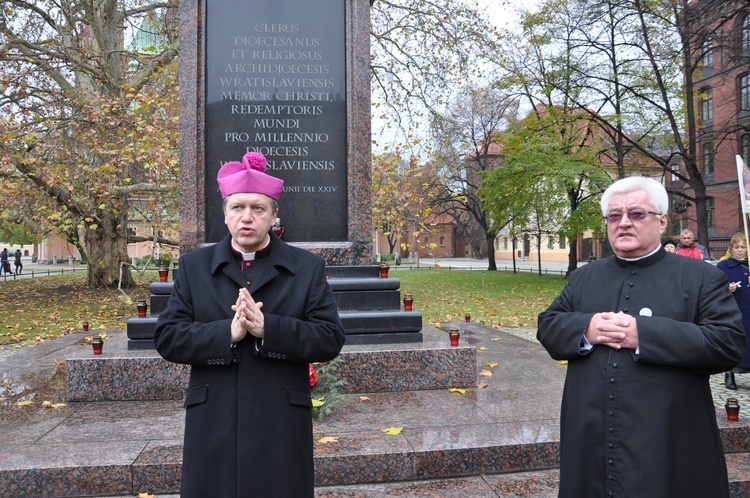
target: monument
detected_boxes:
[179,0,372,264]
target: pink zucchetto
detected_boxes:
[217,152,284,200]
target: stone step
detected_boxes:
[333,288,401,311]
[67,325,475,401]
[4,423,748,497]
[125,306,424,347]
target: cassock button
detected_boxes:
[613,363,618,368]
[608,443,614,449]
[608,458,614,464]
[246,262,251,267]
[609,427,614,433]
[628,282,634,287]
[609,411,614,416]
[624,294,630,299]
[247,281,251,286]
[609,394,614,400]
[610,377,615,383]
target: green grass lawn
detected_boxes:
[394,269,567,329]
[0,268,568,346]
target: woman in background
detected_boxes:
[717,233,750,390]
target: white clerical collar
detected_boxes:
[618,245,661,262]
[231,235,270,261]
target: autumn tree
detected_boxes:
[428,85,520,271]
[372,151,435,256]
[480,106,611,276]
[500,0,745,251]
[0,0,179,288]
[370,0,503,143]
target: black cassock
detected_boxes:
[538,249,746,498]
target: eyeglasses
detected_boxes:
[604,211,662,224]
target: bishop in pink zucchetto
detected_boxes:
[217,152,284,200]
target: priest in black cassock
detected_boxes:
[538,176,746,498]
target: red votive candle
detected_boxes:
[449,329,460,347]
[465,313,471,323]
[137,301,148,318]
[379,263,389,278]
[403,294,413,311]
[158,266,169,282]
[726,398,740,421]
[92,339,103,355]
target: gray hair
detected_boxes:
[600,176,668,215]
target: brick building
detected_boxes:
[672,0,750,257]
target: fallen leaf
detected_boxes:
[136,494,156,498]
[449,388,471,395]
[491,337,503,341]
[17,400,33,407]
[479,369,493,377]
[477,383,489,388]
[476,346,489,351]
[359,396,370,402]
[311,398,326,408]
[381,426,403,435]
[484,362,499,369]
[318,436,339,444]
[558,360,569,366]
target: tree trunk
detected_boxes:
[566,235,578,279]
[85,209,134,288]
[486,232,497,271]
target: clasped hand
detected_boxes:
[230,288,264,343]
[585,311,639,350]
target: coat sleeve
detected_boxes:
[259,258,346,365]
[537,277,597,361]
[635,268,746,373]
[154,254,237,367]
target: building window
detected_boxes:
[700,87,713,123]
[559,237,566,250]
[742,134,750,167]
[741,74,750,112]
[670,163,680,181]
[503,237,508,250]
[743,15,750,51]
[702,36,714,68]
[706,197,715,228]
[547,237,554,249]
[701,141,714,176]
[439,236,445,246]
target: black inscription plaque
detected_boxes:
[204,0,347,243]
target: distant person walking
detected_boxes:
[14,249,22,275]
[0,248,10,276]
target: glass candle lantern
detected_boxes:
[158,266,169,282]
[137,300,148,318]
[403,294,414,311]
[465,313,471,323]
[92,338,103,355]
[82,321,89,332]
[726,398,740,421]
[379,263,389,278]
[449,328,460,347]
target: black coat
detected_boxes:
[154,233,345,498]
[538,250,746,498]
[717,257,750,368]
